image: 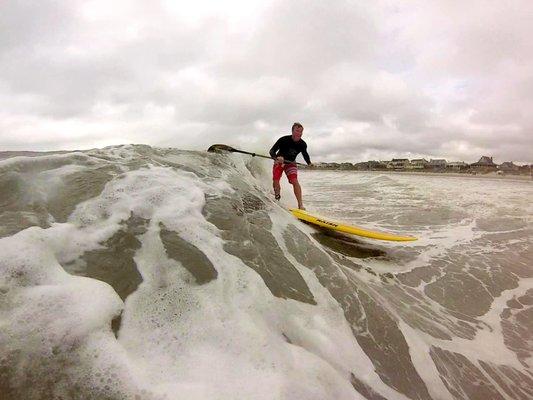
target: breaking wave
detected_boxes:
[1,144,531,400]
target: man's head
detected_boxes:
[291,122,304,141]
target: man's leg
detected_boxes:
[272,164,283,200]
[273,179,281,200]
[291,179,304,209]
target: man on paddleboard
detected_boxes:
[269,122,312,210]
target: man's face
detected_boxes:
[292,126,303,141]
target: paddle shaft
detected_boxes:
[233,149,305,166]
[208,144,306,166]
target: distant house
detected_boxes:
[369,160,388,170]
[499,161,519,173]
[339,162,354,170]
[471,156,497,172]
[518,164,532,175]
[313,162,335,169]
[322,162,340,169]
[387,158,410,170]
[409,159,429,169]
[429,159,447,169]
[447,161,469,171]
[352,161,382,170]
[472,156,496,165]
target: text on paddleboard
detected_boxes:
[316,219,338,227]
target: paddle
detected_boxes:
[207,144,306,166]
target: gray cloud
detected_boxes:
[0,0,532,163]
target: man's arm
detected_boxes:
[269,138,281,159]
[301,143,311,165]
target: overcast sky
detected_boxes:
[1,0,532,163]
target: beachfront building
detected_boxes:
[499,161,519,174]
[447,161,469,171]
[471,156,497,173]
[317,162,341,169]
[352,161,386,170]
[369,161,388,170]
[387,159,410,170]
[518,164,532,175]
[429,159,447,170]
[409,159,429,169]
[339,162,354,170]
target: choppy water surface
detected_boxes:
[1,145,531,400]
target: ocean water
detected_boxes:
[0,145,531,400]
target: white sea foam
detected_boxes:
[397,321,454,400]
[110,160,367,399]
[0,151,378,399]
[1,148,531,399]
[0,229,143,398]
[0,152,90,169]
[269,208,412,400]
[433,277,533,369]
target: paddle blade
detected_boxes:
[207,144,235,153]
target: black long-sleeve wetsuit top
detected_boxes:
[269,135,311,164]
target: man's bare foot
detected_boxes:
[298,205,305,210]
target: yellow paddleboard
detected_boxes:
[290,208,417,242]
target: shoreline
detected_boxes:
[303,169,532,181]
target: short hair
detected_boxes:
[292,122,303,132]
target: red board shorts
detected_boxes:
[273,163,298,183]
